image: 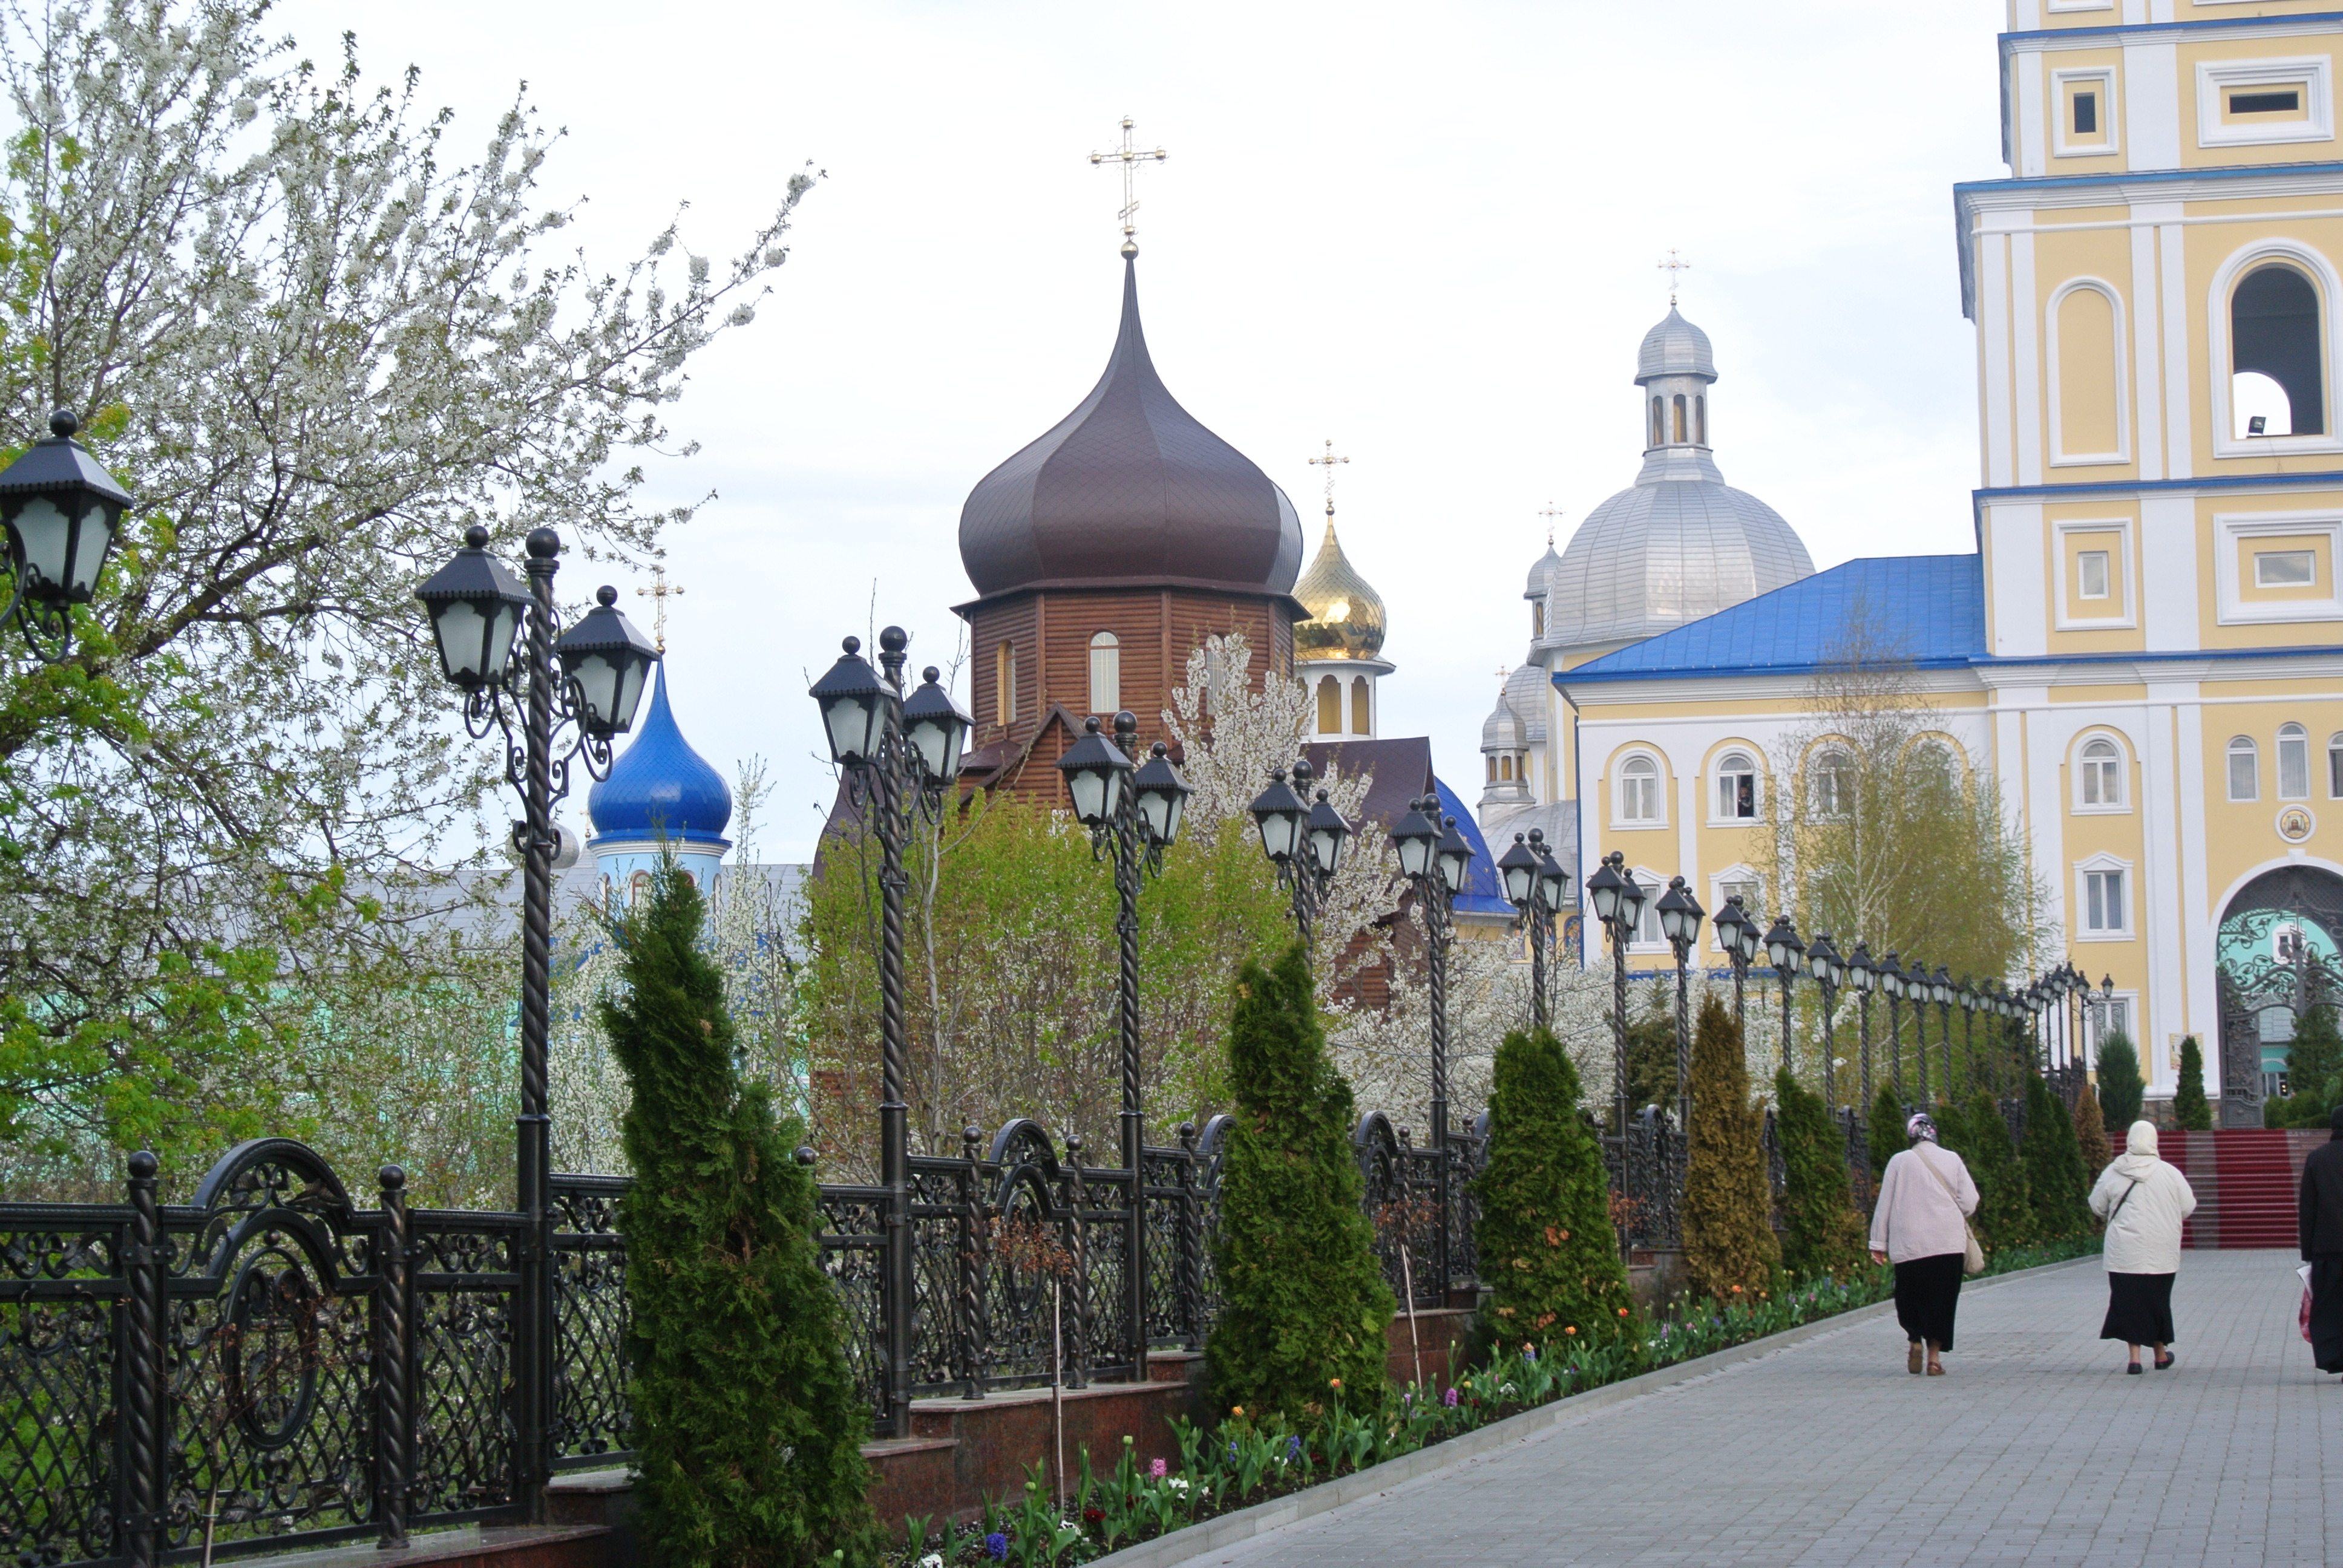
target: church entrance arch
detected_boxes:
[2216,864,2343,1126]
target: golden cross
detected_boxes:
[1495,664,1511,687]
[1089,116,1168,255]
[1308,439,1349,517]
[635,566,684,653]
[1658,249,1692,306]
[1538,501,1567,546]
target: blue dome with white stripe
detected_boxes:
[586,664,732,846]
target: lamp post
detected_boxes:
[1957,981,1979,1099]
[1763,914,1804,1075]
[1930,965,1955,1100]
[807,629,970,1437]
[0,410,131,663]
[1878,952,1906,1102]
[1499,829,1571,1030]
[1585,850,1645,1135]
[1060,711,1190,1382]
[1848,941,1878,1119]
[1806,932,1844,1108]
[1392,794,1476,1295]
[1714,895,1760,1029]
[1656,877,1705,1129]
[418,526,660,1508]
[1250,759,1348,948]
[1906,958,1935,1106]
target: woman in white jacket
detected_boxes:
[1869,1113,1979,1376]
[2088,1120,2197,1373]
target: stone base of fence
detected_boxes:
[232,1526,618,1568]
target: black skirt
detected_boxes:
[2099,1271,2176,1345]
[2310,1256,2343,1373]
[1894,1253,1965,1351]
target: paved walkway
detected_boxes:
[1208,1252,2341,1567]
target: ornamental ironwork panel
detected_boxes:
[548,1176,629,1469]
[0,1216,122,1568]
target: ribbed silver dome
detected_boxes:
[1481,687,1524,753]
[1502,662,1548,743]
[1637,307,1715,382]
[1524,543,1562,601]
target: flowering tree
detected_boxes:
[0,1,811,1181]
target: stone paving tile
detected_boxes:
[1201,1251,2341,1567]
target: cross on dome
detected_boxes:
[1658,249,1692,305]
[635,565,684,653]
[1089,116,1168,257]
[1309,439,1349,516]
[1539,501,1567,547]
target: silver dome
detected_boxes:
[1481,687,1524,753]
[1637,307,1715,382]
[1502,662,1548,743]
[1523,542,1563,601]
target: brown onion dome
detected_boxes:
[957,256,1304,604]
[1292,514,1385,661]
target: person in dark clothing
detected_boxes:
[2299,1104,2343,1375]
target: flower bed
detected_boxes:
[885,1237,2100,1566]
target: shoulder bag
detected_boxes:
[1915,1145,1985,1275]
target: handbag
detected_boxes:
[1915,1145,1986,1275]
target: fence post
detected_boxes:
[1176,1122,1202,1351]
[122,1151,163,1568]
[375,1166,410,1550]
[958,1126,985,1400]
[1061,1135,1090,1390]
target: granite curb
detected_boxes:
[1087,1253,2100,1568]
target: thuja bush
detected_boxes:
[2073,1084,2113,1176]
[2174,1037,2214,1131]
[1959,1091,2034,1250]
[2020,1073,2094,1240]
[1207,941,1394,1423]
[1869,1084,1906,1186]
[1931,1097,1971,1155]
[2096,1032,2146,1131]
[1682,996,1779,1301]
[1773,1067,1866,1281]
[2278,1006,2343,1126]
[606,861,875,1568]
[1474,1027,1636,1353]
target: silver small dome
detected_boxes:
[1524,542,1563,601]
[1636,307,1716,383]
[1502,662,1548,744]
[1481,687,1524,752]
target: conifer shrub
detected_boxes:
[606,860,874,1568]
[1869,1084,1906,1188]
[1474,1028,1636,1353]
[2095,1031,2145,1131]
[2280,1005,2343,1126]
[1961,1090,2033,1250]
[2020,1072,2094,1239]
[2174,1037,2214,1131]
[1772,1067,1866,1281]
[1682,996,1780,1301]
[1930,1097,1971,1155]
[1207,942,1394,1422]
[1622,986,1679,1115]
[2072,1084,2113,1175]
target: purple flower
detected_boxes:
[1443,1387,1460,1408]
[1286,1435,1302,1459]
[1228,1441,1239,1460]
[1149,1457,1167,1479]
[985,1533,1008,1560]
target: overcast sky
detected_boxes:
[276,0,2011,863]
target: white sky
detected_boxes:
[275,0,2011,863]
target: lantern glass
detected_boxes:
[1499,838,1537,904]
[1250,776,1304,863]
[1137,780,1180,844]
[1616,874,1648,931]
[428,595,522,687]
[1305,796,1349,877]
[1436,822,1473,894]
[1068,765,1111,825]
[1392,803,1437,880]
[1538,863,1569,913]
[1585,862,1621,923]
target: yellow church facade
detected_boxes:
[1498,0,2343,1125]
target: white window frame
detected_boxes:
[2228,735,2261,803]
[1709,749,1761,826]
[2084,990,2140,1063]
[2197,56,2334,151]
[2073,731,2129,815]
[1611,751,1667,829]
[1708,867,1761,955]
[2053,518,2136,629]
[1625,869,1669,955]
[2328,732,2343,799]
[2208,243,2343,460]
[2279,722,2312,801]
[2212,512,2343,624]
[1808,746,1854,820]
[2075,853,2135,941]
[2051,68,2119,160]
[2046,281,2132,467]
[1087,631,1121,717]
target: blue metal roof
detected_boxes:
[1430,775,1513,917]
[1562,555,1986,684]
[587,663,734,846]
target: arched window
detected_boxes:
[1533,601,1544,638]
[995,640,1017,726]
[2329,732,2343,798]
[1500,754,1514,782]
[1316,674,1340,734]
[1672,394,1688,443]
[2228,736,2260,802]
[1634,878,1665,946]
[1350,676,1371,736]
[1695,394,1707,445]
[1088,631,1120,716]
[1907,740,1958,791]
[2279,722,2310,799]
[1486,755,1497,784]
[1715,751,1757,820]
[2232,264,2325,437]
[1650,396,1664,448]
[1810,748,1853,817]
[1618,756,1661,822]
[629,869,653,909]
[2079,737,2123,808]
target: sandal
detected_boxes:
[2127,1362,2143,1375]
[2154,1353,2174,1371]
[1926,1363,1946,1376]
[1908,1344,1924,1375]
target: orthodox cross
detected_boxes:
[635,566,684,653]
[1089,117,1168,253]
[1309,439,1349,517]
[1539,501,1567,546]
[1658,249,1692,305]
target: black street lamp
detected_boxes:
[1957,981,1980,1099]
[0,410,131,663]
[1585,850,1643,1135]
[418,525,658,1511]
[1847,941,1879,1119]
[1905,957,1935,1105]
[1806,932,1844,1108]
[1714,895,1760,1028]
[1391,794,1476,1297]
[1060,711,1189,1383]
[1499,829,1571,1028]
[1656,876,1704,1129]
[1763,913,1804,1074]
[1250,759,1347,947]
[1930,965,1955,1101]
[808,627,969,1437]
[1878,951,1907,1102]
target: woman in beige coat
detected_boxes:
[2088,1120,2197,1373]
[1869,1113,1979,1376]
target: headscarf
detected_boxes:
[1906,1112,1938,1145]
[2127,1120,2158,1157]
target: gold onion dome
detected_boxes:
[1293,513,1386,661]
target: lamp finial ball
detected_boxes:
[1152,740,1168,757]
[48,408,77,440]
[525,527,560,560]
[595,585,617,607]
[1115,710,1137,734]
[128,1150,158,1179]
[1084,715,1102,734]
[464,524,491,550]
[923,665,940,684]
[879,626,909,653]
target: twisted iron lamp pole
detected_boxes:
[1060,712,1190,1385]
[1847,941,1878,1120]
[419,526,660,1508]
[1806,932,1844,1108]
[1879,951,1906,1103]
[1714,895,1759,1031]
[1763,914,1804,1076]
[1585,851,1646,1137]
[1250,758,1349,951]
[1656,877,1705,1131]
[1931,966,1956,1105]
[1907,957,1935,1106]
[1393,795,1476,1298]
[1499,829,1571,1031]
[808,630,969,1437]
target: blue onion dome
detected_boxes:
[586,664,732,846]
